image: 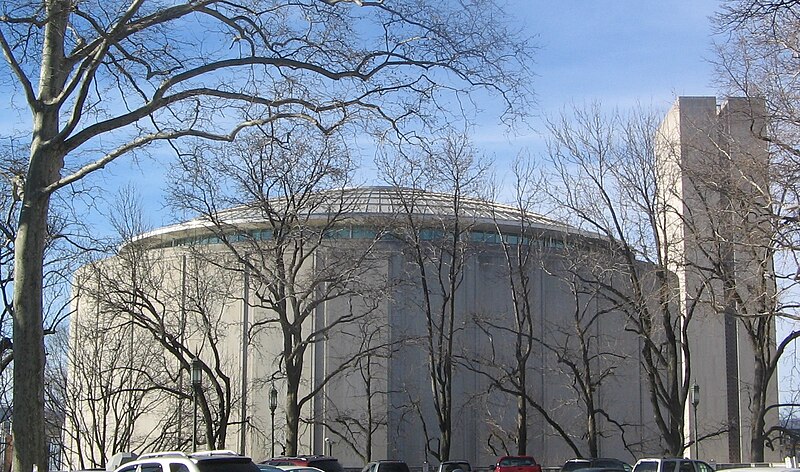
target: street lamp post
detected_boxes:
[269,384,278,458]
[192,357,203,452]
[691,382,700,458]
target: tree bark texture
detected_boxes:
[14,0,70,470]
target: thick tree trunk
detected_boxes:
[750,358,767,462]
[517,390,527,455]
[587,398,598,458]
[285,387,300,456]
[284,356,302,457]
[439,396,451,461]
[15,119,64,472]
[13,194,49,472]
[14,108,65,472]
[13,1,69,470]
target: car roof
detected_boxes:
[137,451,246,461]
[275,467,325,472]
[720,469,800,472]
[115,450,254,472]
[572,468,626,472]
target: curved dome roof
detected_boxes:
[132,186,580,248]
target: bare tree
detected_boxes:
[713,5,800,457]
[467,157,632,459]
[62,186,248,455]
[543,104,700,456]
[76,241,247,452]
[320,318,393,463]
[547,261,637,458]
[466,158,582,457]
[483,159,547,456]
[377,133,490,461]
[663,97,800,461]
[51,290,169,469]
[0,0,534,469]
[167,127,390,455]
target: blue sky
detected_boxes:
[23,0,797,406]
[510,0,800,404]
[471,1,723,152]
[527,1,721,106]
[98,1,724,228]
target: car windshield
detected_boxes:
[599,463,629,472]
[197,460,260,472]
[443,464,471,472]
[380,464,409,472]
[633,463,658,472]
[310,460,343,472]
[501,459,535,467]
[563,463,591,472]
[593,462,620,469]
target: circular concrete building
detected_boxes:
[66,180,774,469]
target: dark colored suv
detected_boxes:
[439,462,472,472]
[262,456,343,472]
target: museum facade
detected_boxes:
[64,97,778,468]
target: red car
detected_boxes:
[493,456,542,472]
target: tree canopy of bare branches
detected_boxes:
[544,104,696,456]
[715,1,800,460]
[377,133,491,461]
[167,127,392,455]
[0,1,534,469]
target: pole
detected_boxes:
[692,405,700,459]
[692,401,698,458]
[192,356,202,452]
[269,384,278,458]
[193,386,198,452]
[691,382,700,459]
[271,408,276,457]
[179,255,186,445]
[240,263,249,454]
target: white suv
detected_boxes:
[632,458,714,472]
[113,450,260,472]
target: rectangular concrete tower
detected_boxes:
[656,97,777,463]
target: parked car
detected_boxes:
[113,450,259,472]
[493,456,542,472]
[258,466,284,472]
[569,467,628,472]
[439,462,471,472]
[632,458,713,472]
[274,467,325,472]
[719,468,800,472]
[561,458,631,472]
[361,460,411,472]
[262,456,343,472]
